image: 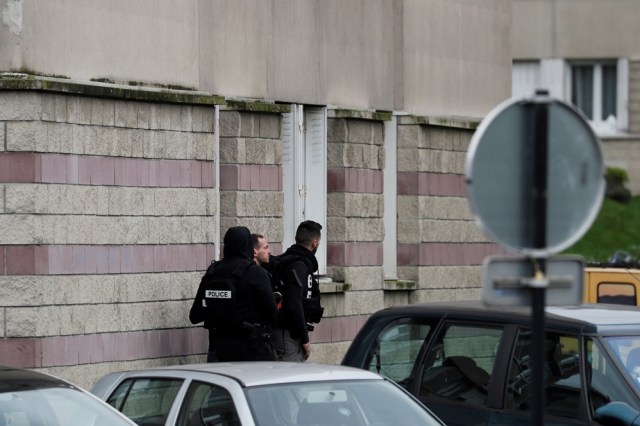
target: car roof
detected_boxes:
[114,362,384,388]
[0,366,74,393]
[371,300,640,334]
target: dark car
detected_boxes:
[0,365,136,426]
[342,301,640,426]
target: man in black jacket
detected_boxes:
[189,226,278,361]
[272,220,324,362]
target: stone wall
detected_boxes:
[395,116,505,304]
[0,81,222,388]
[601,136,640,195]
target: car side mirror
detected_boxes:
[595,401,640,426]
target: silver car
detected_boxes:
[90,362,443,426]
[0,365,137,426]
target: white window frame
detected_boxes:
[282,105,327,274]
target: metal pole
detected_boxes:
[530,90,549,426]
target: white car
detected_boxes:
[90,362,444,426]
[0,365,137,426]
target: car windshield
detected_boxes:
[244,379,441,426]
[0,386,132,426]
[603,336,640,390]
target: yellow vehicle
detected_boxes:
[584,267,640,306]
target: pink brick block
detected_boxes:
[107,246,121,273]
[0,246,4,274]
[34,246,49,274]
[250,165,261,190]
[149,160,160,187]
[180,162,191,187]
[169,161,181,188]
[148,329,164,358]
[196,245,208,270]
[138,159,150,187]
[94,246,109,274]
[84,246,98,274]
[327,168,345,192]
[175,245,187,272]
[101,333,116,362]
[6,245,35,275]
[326,242,345,266]
[238,165,251,190]
[102,157,115,186]
[186,245,199,271]
[219,164,237,190]
[310,319,332,344]
[53,154,67,184]
[131,245,144,273]
[120,245,133,273]
[0,338,36,368]
[206,244,215,266]
[153,246,165,272]
[159,160,172,187]
[66,155,79,184]
[79,334,102,364]
[397,243,419,266]
[397,171,418,195]
[64,335,79,366]
[125,159,138,187]
[142,245,155,273]
[40,337,65,367]
[0,153,36,183]
[72,245,86,274]
[40,155,56,183]
[190,161,202,187]
[78,156,92,184]
[89,156,103,185]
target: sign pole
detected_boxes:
[529,90,549,426]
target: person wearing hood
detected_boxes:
[272,220,324,362]
[189,226,278,362]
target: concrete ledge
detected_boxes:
[398,114,481,129]
[328,108,392,121]
[222,99,291,114]
[383,279,417,291]
[319,276,352,293]
[0,73,225,106]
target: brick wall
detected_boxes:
[395,117,505,303]
[629,60,640,135]
[218,105,286,254]
[0,87,220,388]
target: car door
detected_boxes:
[410,321,507,426]
[490,329,589,426]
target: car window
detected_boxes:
[419,324,503,405]
[506,330,582,419]
[595,336,640,409]
[597,282,636,305]
[176,381,240,426]
[107,378,183,426]
[363,319,432,389]
[245,379,442,426]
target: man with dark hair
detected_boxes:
[189,226,278,361]
[251,233,271,266]
[271,220,324,362]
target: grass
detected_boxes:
[563,196,640,264]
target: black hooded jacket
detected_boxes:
[276,243,319,344]
[189,226,277,331]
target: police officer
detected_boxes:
[190,226,277,361]
[272,220,324,362]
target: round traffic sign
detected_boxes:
[465,94,605,256]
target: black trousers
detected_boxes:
[216,328,277,362]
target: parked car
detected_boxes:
[90,362,444,426]
[342,300,640,426]
[0,365,137,426]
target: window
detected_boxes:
[506,331,582,419]
[106,378,183,425]
[177,381,240,426]
[282,105,327,274]
[597,282,637,305]
[571,62,617,132]
[420,324,503,405]
[364,318,432,389]
[588,337,638,413]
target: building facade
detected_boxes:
[0,0,511,387]
[512,0,640,193]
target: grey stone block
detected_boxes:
[311,342,351,365]
[328,193,383,218]
[115,101,139,128]
[383,291,411,308]
[347,119,373,144]
[240,112,258,138]
[220,111,240,137]
[1,123,5,151]
[259,113,281,139]
[398,124,420,148]
[397,147,418,172]
[327,118,347,143]
[6,121,44,151]
[341,266,384,291]
[418,196,474,220]
[397,219,422,243]
[344,290,384,315]
[192,106,215,133]
[0,92,41,120]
